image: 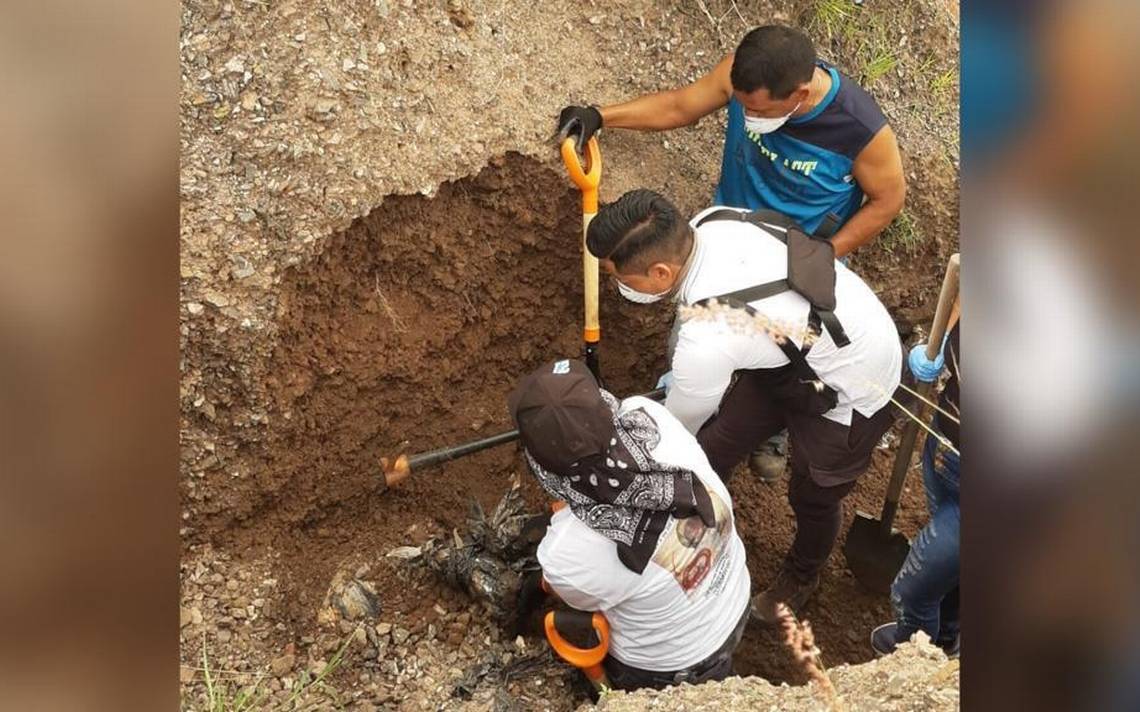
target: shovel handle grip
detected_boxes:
[561,137,602,212]
[545,609,610,689]
[880,253,960,532]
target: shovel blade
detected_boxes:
[844,511,911,594]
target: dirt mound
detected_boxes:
[590,635,959,711]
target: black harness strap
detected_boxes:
[718,279,851,349]
[817,309,850,348]
[718,280,790,304]
[695,208,797,241]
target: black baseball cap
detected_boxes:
[507,359,615,472]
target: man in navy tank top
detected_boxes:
[556,24,905,485]
[556,24,905,257]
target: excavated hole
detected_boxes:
[220,153,905,692]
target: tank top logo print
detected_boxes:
[743,129,820,179]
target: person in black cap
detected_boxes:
[508,359,751,691]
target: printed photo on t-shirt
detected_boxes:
[650,488,736,600]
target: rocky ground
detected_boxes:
[593,636,959,711]
[180,0,960,709]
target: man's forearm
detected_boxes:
[600,91,691,132]
[831,198,903,257]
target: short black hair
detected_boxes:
[731,25,817,99]
[586,189,690,274]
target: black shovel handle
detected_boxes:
[879,381,934,533]
[879,254,959,534]
[405,387,666,473]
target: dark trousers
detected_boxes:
[697,370,895,582]
[602,604,750,692]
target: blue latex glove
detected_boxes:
[908,343,945,383]
[656,371,675,393]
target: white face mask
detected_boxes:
[743,102,801,135]
[617,280,668,304]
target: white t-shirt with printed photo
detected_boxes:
[536,396,751,672]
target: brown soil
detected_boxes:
[730,438,928,681]
[194,154,932,701]
[217,153,673,643]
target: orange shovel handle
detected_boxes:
[544,610,610,670]
[560,137,601,213]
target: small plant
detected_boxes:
[861,50,898,85]
[678,298,820,346]
[190,629,357,711]
[776,603,845,711]
[932,69,957,96]
[285,627,358,706]
[809,0,859,40]
[199,639,266,712]
[880,210,924,254]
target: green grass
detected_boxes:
[879,209,924,254]
[284,628,356,707]
[861,51,898,85]
[932,68,957,96]
[191,628,357,711]
[200,640,266,712]
[808,0,860,39]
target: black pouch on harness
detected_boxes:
[784,226,837,312]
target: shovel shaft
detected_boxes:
[879,381,933,533]
[407,429,521,471]
[402,387,665,474]
[582,209,600,339]
[583,210,601,380]
[584,341,601,384]
[879,254,959,534]
[925,254,959,361]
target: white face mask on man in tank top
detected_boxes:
[743,102,801,135]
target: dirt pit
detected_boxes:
[182,154,931,707]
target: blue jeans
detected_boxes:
[890,432,960,645]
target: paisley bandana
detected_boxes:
[524,390,715,573]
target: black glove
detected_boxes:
[556,105,603,152]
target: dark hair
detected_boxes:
[731,25,816,99]
[586,189,690,273]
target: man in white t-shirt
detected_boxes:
[584,189,902,624]
[508,359,751,691]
